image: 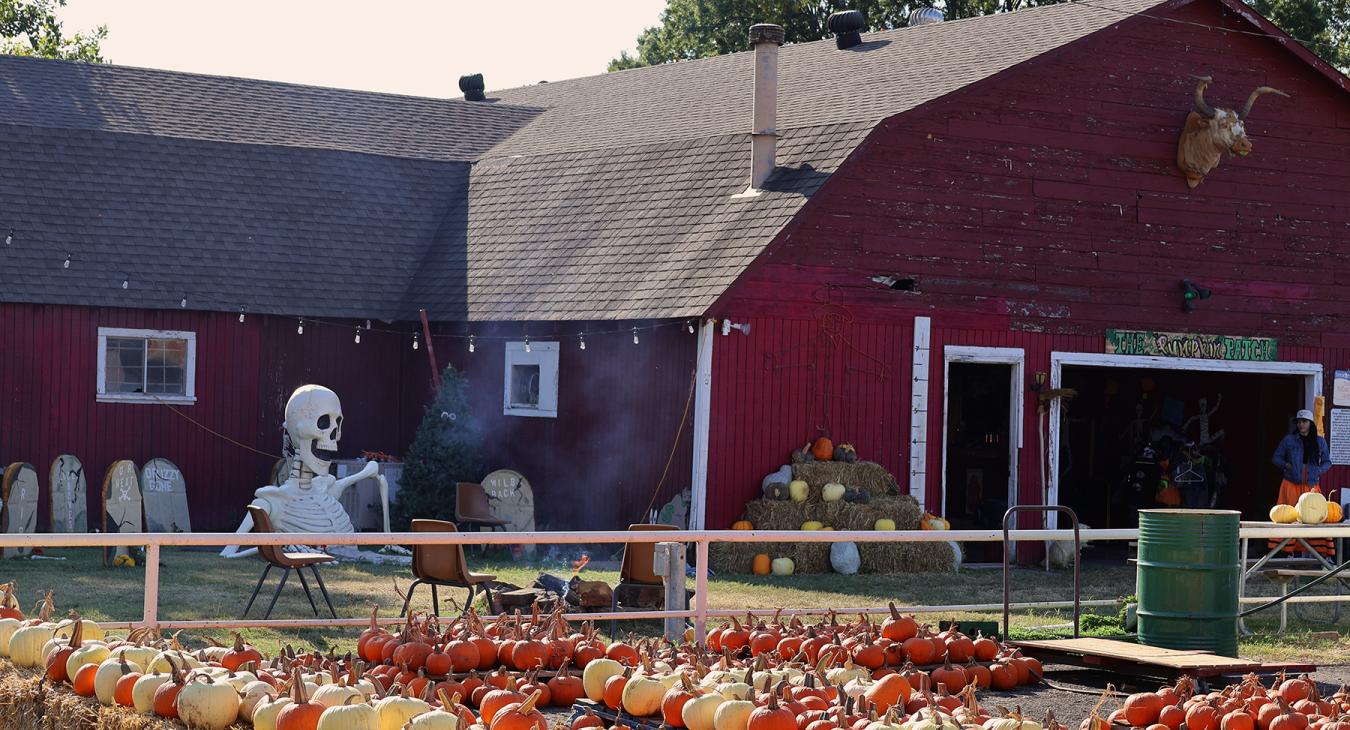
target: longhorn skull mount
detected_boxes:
[1176,75,1288,189]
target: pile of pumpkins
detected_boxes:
[761,479,871,506]
[1092,672,1348,730]
[1269,491,1343,525]
[792,437,859,465]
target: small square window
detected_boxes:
[97,328,197,404]
[504,342,558,418]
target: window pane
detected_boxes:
[145,338,187,395]
[510,364,541,407]
[104,338,145,393]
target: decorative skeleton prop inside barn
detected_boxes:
[222,384,402,562]
[1176,75,1288,189]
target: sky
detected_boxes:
[56,1,668,97]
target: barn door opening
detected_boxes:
[943,347,1024,563]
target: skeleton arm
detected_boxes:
[325,460,379,501]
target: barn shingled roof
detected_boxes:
[0,0,1171,322]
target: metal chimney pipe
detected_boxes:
[749,23,785,190]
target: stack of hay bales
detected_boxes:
[710,461,956,575]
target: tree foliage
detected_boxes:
[609,0,1349,72]
[393,365,485,530]
[1,0,106,62]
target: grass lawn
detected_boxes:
[0,548,1343,663]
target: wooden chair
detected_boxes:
[610,523,678,634]
[399,519,497,617]
[241,506,337,619]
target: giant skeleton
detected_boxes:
[221,385,399,561]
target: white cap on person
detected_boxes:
[1296,409,1315,421]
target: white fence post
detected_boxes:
[143,543,160,627]
[694,539,709,644]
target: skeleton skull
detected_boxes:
[285,385,344,476]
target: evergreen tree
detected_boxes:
[393,365,484,530]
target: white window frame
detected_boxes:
[96,327,197,404]
[503,341,559,418]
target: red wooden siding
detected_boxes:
[426,321,698,532]
[706,0,1350,528]
[0,303,417,531]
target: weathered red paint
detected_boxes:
[706,0,1350,529]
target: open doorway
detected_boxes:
[944,351,1021,562]
[1057,366,1305,528]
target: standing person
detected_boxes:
[1270,409,1332,554]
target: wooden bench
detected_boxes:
[1256,569,1350,631]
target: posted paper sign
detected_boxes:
[1336,371,1350,407]
[1330,409,1350,465]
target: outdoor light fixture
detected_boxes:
[721,319,752,336]
[412,333,419,350]
[1181,279,1211,312]
[297,319,305,335]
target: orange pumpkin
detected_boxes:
[732,520,754,530]
[1327,501,1343,523]
[752,554,772,575]
[811,437,834,461]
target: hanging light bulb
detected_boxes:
[632,327,640,345]
[63,255,71,269]
[4,228,12,246]
[180,297,187,308]
[468,334,476,353]
[687,320,695,334]
[579,332,587,350]
[365,319,372,330]
[524,335,531,353]
[238,307,246,323]
[412,333,420,350]
[354,326,362,344]
[297,319,305,335]
[121,278,129,290]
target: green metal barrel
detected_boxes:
[1136,509,1241,658]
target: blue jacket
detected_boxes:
[1271,433,1331,485]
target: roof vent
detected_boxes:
[908,7,944,26]
[459,73,486,101]
[827,10,866,49]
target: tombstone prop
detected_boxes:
[49,455,87,533]
[1,464,39,558]
[140,458,191,533]
[480,469,536,555]
[102,460,143,565]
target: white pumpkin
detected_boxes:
[147,649,202,673]
[313,682,364,708]
[318,697,379,730]
[982,713,1042,730]
[94,656,141,705]
[410,708,460,729]
[713,698,755,730]
[53,618,104,641]
[66,642,111,682]
[221,669,259,690]
[132,672,172,713]
[239,681,280,721]
[9,624,54,667]
[622,674,668,716]
[252,697,294,730]
[683,693,727,730]
[375,694,431,730]
[771,558,795,576]
[717,681,752,700]
[0,617,22,656]
[582,657,625,701]
[822,483,847,502]
[112,644,158,668]
[176,675,241,730]
[788,480,810,502]
[1297,491,1329,525]
[906,708,961,730]
[306,669,336,686]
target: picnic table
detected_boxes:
[1239,521,1350,633]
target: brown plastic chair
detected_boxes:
[455,483,508,532]
[399,519,497,617]
[241,505,337,619]
[611,523,679,634]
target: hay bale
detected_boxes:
[744,499,808,530]
[792,461,899,499]
[743,495,920,532]
[0,658,227,730]
[858,540,957,574]
[709,540,831,574]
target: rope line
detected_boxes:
[149,394,283,461]
[638,365,700,523]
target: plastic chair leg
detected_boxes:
[400,579,424,618]
[263,568,291,620]
[295,565,319,616]
[431,583,440,617]
[310,566,337,619]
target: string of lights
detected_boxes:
[1071,0,1338,55]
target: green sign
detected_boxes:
[1105,329,1277,362]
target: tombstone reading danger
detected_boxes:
[1,464,39,558]
[140,458,191,533]
[102,460,143,564]
[49,454,87,533]
[480,469,536,554]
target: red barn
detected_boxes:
[1,0,1347,537]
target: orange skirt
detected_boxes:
[1269,477,1334,556]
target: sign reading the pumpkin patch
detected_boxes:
[1105,330,1277,361]
[1330,409,1350,466]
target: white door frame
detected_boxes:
[942,346,1025,519]
[1047,351,1323,528]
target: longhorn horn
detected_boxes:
[1191,75,1218,118]
[1239,86,1289,119]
